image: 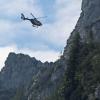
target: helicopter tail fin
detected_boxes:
[21,13,25,20]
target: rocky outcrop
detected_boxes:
[0,53,66,100]
[76,0,100,43]
[0,52,49,100]
[0,52,43,89]
[26,58,66,100]
[64,0,100,58]
[63,0,100,99]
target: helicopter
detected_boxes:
[21,13,43,27]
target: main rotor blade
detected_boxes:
[30,13,47,19]
[30,13,35,18]
[37,16,47,19]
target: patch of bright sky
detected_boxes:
[0,0,82,70]
[37,0,56,23]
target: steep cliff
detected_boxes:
[0,52,52,100]
[0,0,100,100]
[63,0,100,99]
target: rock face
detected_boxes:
[63,0,100,99]
[26,58,66,100]
[0,53,42,89]
[77,0,100,43]
[0,52,51,100]
[0,53,66,100]
[0,0,100,100]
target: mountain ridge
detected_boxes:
[0,0,100,100]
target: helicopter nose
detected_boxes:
[40,23,42,26]
[39,22,42,26]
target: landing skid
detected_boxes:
[32,25,38,28]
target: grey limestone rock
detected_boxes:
[0,0,100,100]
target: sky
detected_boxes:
[0,0,82,70]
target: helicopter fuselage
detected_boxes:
[24,18,42,26]
[30,18,42,26]
[21,13,42,27]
